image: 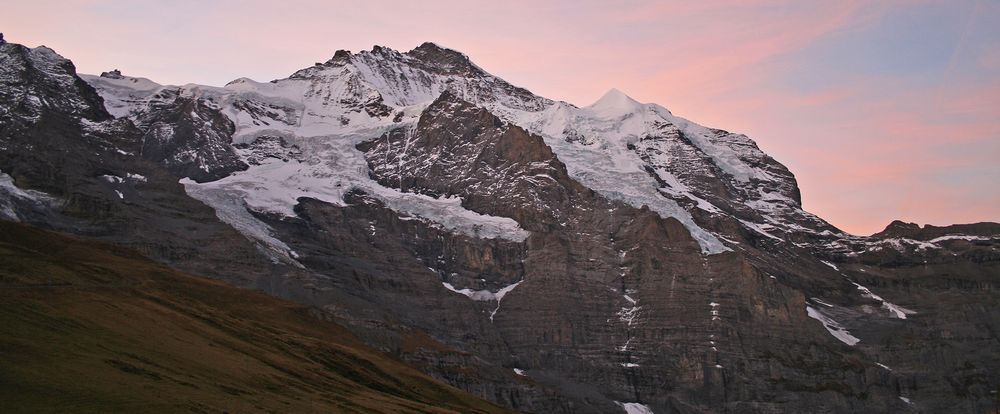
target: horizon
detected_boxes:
[2,0,997,235]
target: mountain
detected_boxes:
[1,35,998,413]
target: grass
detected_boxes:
[0,221,512,414]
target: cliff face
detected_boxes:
[1,38,998,413]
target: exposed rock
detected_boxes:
[359,91,586,231]
[0,41,278,289]
[873,220,1000,240]
[128,89,248,182]
[0,41,110,122]
[100,69,124,79]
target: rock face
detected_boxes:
[84,72,248,182]
[0,40,276,288]
[1,38,998,413]
[358,91,586,231]
[0,41,109,123]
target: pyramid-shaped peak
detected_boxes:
[410,42,461,54]
[587,88,643,116]
[407,42,470,63]
[405,42,479,76]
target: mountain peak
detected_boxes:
[411,41,455,53]
[370,45,399,56]
[329,49,352,63]
[408,41,467,59]
[872,220,922,238]
[405,42,479,76]
[587,88,642,116]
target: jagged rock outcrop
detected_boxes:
[0,40,273,287]
[359,91,586,231]
[0,41,109,123]
[83,71,247,182]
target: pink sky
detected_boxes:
[2,0,997,234]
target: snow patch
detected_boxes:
[821,260,839,271]
[929,234,989,243]
[181,178,303,268]
[127,173,147,183]
[616,401,655,414]
[440,278,523,322]
[619,303,641,326]
[806,305,860,346]
[100,174,124,184]
[851,281,915,319]
[441,282,497,302]
[867,237,938,252]
[0,171,57,221]
[810,297,835,308]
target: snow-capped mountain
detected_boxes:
[2,36,998,413]
[80,41,841,257]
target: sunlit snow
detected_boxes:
[81,44,858,255]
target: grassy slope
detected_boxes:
[0,221,512,414]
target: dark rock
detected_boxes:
[873,220,1000,240]
[406,42,480,76]
[100,69,124,79]
[0,41,110,122]
[872,220,922,238]
[127,88,247,182]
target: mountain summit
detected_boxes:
[1,38,998,413]
[588,88,644,116]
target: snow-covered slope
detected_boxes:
[80,70,162,118]
[527,89,843,245]
[523,91,731,252]
[82,42,840,254]
[82,43,547,249]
